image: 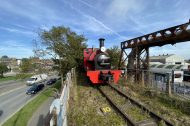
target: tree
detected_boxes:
[38,26,87,85]
[20,58,32,73]
[0,63,9,77]
[0,55,9,65]
[1,55,8,59]
[107,46,124,69]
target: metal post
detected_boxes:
[141,70,145,87]
[135,47,138,83]
[146,47,150,85]
[118,48,124,69]
[166,73,172,96]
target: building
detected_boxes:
[16,59,22,66]
[150,54,185,65]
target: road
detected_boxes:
[0,80,26,95]
[0,74,58,125]
[0,85,35,125]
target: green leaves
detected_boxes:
[39,26,87,75]
[20,58,33,73]
[107,46,124,69]
[0,63,9,77]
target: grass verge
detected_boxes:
[0,76,16,83]
[2,80,61,126]
[0,73,33,83]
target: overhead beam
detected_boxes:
[121,20,190,49]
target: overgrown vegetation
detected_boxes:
[107,46,124,69]
[15,73,33,80]
[157,94,190,115]
[20,58,33,73]
[2,80,61,126]
[68,71,125,126]
[101,86,150,122]
[118,79,190,125]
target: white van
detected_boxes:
[26,74,47,86]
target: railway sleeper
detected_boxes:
[136,119,157,126]
[119,101,133,109]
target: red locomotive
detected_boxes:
[83,38,121,85]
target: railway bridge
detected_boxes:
[119,20,190,85]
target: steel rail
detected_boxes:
[98,86,137,126]
[108,84,174,126]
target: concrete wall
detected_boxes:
[166,55,185,65]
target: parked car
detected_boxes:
[26,74,47,86]
[46,78,57,85]
[26,84,44,94]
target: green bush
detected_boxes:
[15,73,33,80]
[52,80,61,91]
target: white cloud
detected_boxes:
[0,47,33,58]
[2,40,25,48]
[106,0,139,18]
[0,26,35,35]
[65,1,127,39]
[77,0,96,10]
[0,0,63,24]
[0,41,33,58]
[105,0,145,24]
[150,42,190,59]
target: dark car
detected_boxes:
[46,78,57,85]
[26,84,44,94]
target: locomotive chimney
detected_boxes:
[99,38,105,48]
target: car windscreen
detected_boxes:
[28,78,36,81]
[29,85,38,90]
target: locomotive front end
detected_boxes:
[83,38,121,84]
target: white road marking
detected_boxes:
[0,85,26,97]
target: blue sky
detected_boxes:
[0,0,190,59]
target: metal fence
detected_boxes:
[149,72,190,100]
[124,68,190,100]
[49,68,75,126]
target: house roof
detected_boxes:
[150,64,186,74]
[150,54,174,60]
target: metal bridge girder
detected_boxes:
[121,20,190,49]
[119,20,190,84]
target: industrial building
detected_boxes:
[149,54,190,84]
[150,54,185,65]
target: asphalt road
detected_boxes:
[0,85,35,125]
[0,80,26,95]
[0,74,58,125]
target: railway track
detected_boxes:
[98,84,175,126]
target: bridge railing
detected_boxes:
[49,68,75,126]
